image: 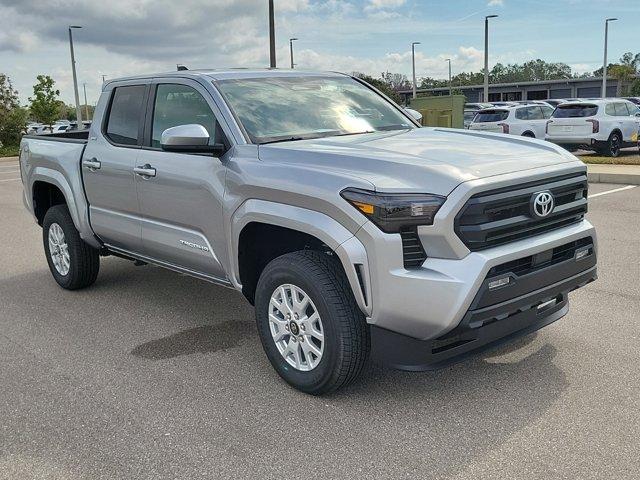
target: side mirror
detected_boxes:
[161,124,225,155]
[404,108,423,123]
[635,112,640,118]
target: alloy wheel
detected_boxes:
[269,284,325,371]
[48,223,70,276]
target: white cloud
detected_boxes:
[487,0,504,6]
[367,0,406,8]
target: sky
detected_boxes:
[0,0,637,105]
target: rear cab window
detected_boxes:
[474,110,509,123]
[552,104,599,118]
[105,85,147,146]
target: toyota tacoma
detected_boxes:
[19,70,597,394]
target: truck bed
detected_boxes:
[23,130,90,143]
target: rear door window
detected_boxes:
[540,105,554,119]
[105,85,147,145]
[552,104,599,118]
[474,110,509,122]
[614,103,630,116]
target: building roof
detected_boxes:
[400,74,639,94]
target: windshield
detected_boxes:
[553,104,598,118]
[216,76,414,144]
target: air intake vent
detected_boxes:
[400,229,427,268]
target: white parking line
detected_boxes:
[0,177,20,183]
[589,185,637,198]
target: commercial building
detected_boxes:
[400,75,638,104]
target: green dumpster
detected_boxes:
[408,95,466,129]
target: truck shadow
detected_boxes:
[0,258,569,479]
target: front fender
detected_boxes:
[230,199,372,316]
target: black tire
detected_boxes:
[43,204,100,290]
[521,131,535,138]
[601,131,622,157]
[254,250,370,395]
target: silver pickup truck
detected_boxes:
[19,70,597,394]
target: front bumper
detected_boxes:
[370,244,597,371]
[358,217,596,340]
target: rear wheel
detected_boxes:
[598,132,622,157]
[521,131,535,138]
[254,250,370,395]
[43,205,100,290]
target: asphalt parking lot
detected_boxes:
[1,158,639,479]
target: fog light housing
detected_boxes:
[575,247,592,261]
[488,276,511,290]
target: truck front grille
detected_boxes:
[455,173,588,251]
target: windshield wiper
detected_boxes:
[259,136,308,145]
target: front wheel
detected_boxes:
[254,250,370,395]
[43,205,100,290]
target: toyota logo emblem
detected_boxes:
[531,191,555,218]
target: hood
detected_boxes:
[258,127,578,195]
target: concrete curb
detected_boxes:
[588,172,640,185]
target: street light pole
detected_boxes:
[411,42,421,99]
[484,15,498,103]
[289,38,298,69]
[68,25,83,124]
[602,17,618,98]
[268,0,276,68]
[446,58,452,95]
[82,83,89,121]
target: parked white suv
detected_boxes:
[545,99,640,157]
[469,104,554,138]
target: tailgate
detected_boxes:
[547,119,592,136]
[470,123,503,134]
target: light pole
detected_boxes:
[446,58,452,96]
[82,83,89,121]
[411,42,421,99]
[602,17,618,98]
[483,15,498,103]
[68,25,83,124]
[289,38,298,69]
[268,0,276,68]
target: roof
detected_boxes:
[400,74,639,95]
[105,68,348,86]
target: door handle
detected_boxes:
[82,158,101,171]
[134,164,156,178]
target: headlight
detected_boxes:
[340,188,446,233]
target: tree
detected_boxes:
[0,73,26,147]
[609,64,636,96]
[29,75,61,126]
[352,72,403,103]
[630,79,640,96]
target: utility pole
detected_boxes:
[411,42,421,99]
[602,18,618,98]
[82,83,89,121]
[289,38,298,69]
[446,58,452,95]
[101,75,106,84]
[484,15,498,103]
[68,25,83,124]
[269,0,276,68]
